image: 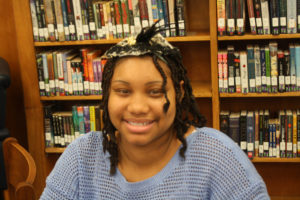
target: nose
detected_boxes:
[127,93,149,115]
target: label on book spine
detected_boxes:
[69,25,75,34]
[272,18,279,27]
[280,17,286,26]
[39,81,45,89]
[280,142,286,151]
[83,25,89,34]
[287,142,293,151]
[218,18,225,28]
[247,143,254,151]
[259,145,263,154]
[89,22,96,31]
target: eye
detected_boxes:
[114,89,130,96]
[149,89,164,97]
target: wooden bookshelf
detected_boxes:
[218,33,300,41]
[9,0,299,198]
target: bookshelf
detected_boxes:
[11,0,300,198]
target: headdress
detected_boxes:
[104,21,181,62]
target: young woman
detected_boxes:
[41,24,270,199]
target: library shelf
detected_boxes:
[218,33,300,41]
[219,92,300,98]
[252,157,300,163]
[40,95,102,101]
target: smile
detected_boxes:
[127,121,152,126]
[124,120,154,133]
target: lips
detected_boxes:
[124,119,154,133]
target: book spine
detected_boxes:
[36,54,46,96]
[168,0,176,36]
[247,111,255,159]
[284,50,291,92]
[229,112,240,145]
[42,53,50,96]
[240,51,248,93]
[260,0,270,34]
[71,60,78,95]
[127,0,135,36]
[218,51,224,92]
[76,60,84,95]
[34,0,44,41]
[227,46,235,93]
[44,0,56,41]
[279,110,286,157]
[44,105,54,147]
[270,0,280,35]
[66,57,73,95]
[247,45,256,92]
[254,110,259,157]
[54,0,66,41]
[161,0,170,37]
[259,110,264,157]
[277,50,285,92]
[89,106,96,131]
[77,106,85,135]
[222,51,228,93]
[265,46,271,92]
[263,110,269,157]
[293,111,297,157]
[234,52,241,93]
[236,0,245,35]
[297,0,300,32]
[83,106,91,133]
[286,110,293,157]
[253,0,263,34]
[139,0,150,28]
[217,0,226,36]
[60,0,70,41]
[121,0,131,37]
[81,49,90,95]
[175,0,186,36]
[260,47,267,92]
[297,109,300,157]
[279,0,287,34]
[73,0,84,40]
[220,111,230,135]
[226,0,235,35]
[52,52,59,95]
[88,0,97,39]
[47,52,55,96]
[72,106,80,138]
[151,0,159,24]
[295,44,300,90]
[287,0,297,33]
[270,42,278,93]
[240,110,247,154]
[39,0,49,41]
[289,44,297,91]
[65,0,77,40]
[247,0,256,34]
[132,0,142,36]
[57,52,66,95]
[254,45,262,92]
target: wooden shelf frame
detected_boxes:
[218,33,300,41]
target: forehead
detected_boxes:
[112,56,171,79]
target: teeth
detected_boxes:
[127,121,151,126]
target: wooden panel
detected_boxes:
[219,33,300,41]
[185,0,209,33]
[196,98,212,127]
[255,163,300,197]
[0,0,28,148]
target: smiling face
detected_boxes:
[108,56,177,148]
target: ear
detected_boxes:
[179,80,185,102]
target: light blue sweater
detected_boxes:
[40,127,270,199]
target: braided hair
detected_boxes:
[101,22,206,175]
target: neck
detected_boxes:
[117,129,180,182]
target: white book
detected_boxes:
[146,0,154,26]
[260,0,270,34]
[72,0,84,40]
[240,51,248,93]
[29,0,39,41]
[287,0,297,33]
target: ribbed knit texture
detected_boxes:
[40,127,270,200]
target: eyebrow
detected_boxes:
[111,80,163,86]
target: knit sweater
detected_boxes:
[40,127,270,200]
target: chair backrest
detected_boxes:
[3,137,36,200]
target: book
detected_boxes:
[132,0,142,36]
[263,110,269,157]
[255,110,259,157]
[127,0,136,36]
[234,51,241,93]
[220,110,230,136]
[246,0,256,34]
[139,0,150,28]
[72,106,80,138]
[240,51,248,93]
[289,44,297,91]
[293,110,297,157]
[60,0,70,41]
[297,109,300,157]
[279,0,287,34]
[287,0,297,34]
[161,0,170,37]
[44,105,54,147]
[175,0,186,36]
[30,0,39,42]
[279,110,286,157]
[229,112,240,145]
[258,110,264,157]
[260,0,270,34]
[254,45,262,93]
[265,46,271,92]
[222,50,228,93]
[54,0,66,41]
[83,106,91,133]
[235,0,245,35]
[286,109,293,157]
[217,0,226,36]
[260,47,267,92]
[269,42,278,93]
[240,110,248,154]
[284,50,291,92]
[36,54,46,96]
[218,51,224,92]
[277,50,285,92]
[270,0,280,35]
[226,0,235,35]
[65,0,77,40]
[227,46,235,93]
[44,0,56,41]
[247,111,255,159]
[73,0,84,40]
[253,0,263,34]
[87,0,97,40]
[247,45,255,92]
[295,44,300,90]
